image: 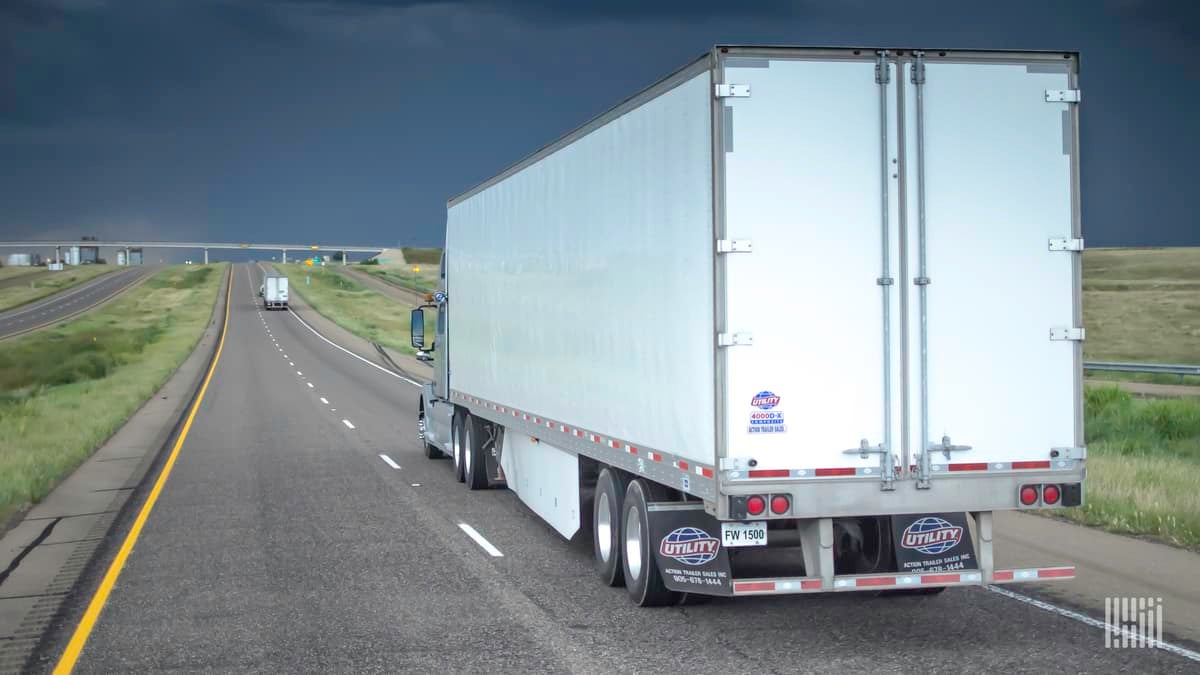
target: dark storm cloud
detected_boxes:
[0,0,1197,248]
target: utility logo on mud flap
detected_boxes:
[659,527,720,565]
[748,390,786,433]
[899,517,963,555]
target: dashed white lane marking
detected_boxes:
[306,382,314,388]
[296,370,302,376]
[289,361,294,366]
[285,308,421,387]
[379,454,401,470]
[985,586,1200,663]
[342,419,355,429]
[458,523,503,558]
[320,397,329,404]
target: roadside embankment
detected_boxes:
[0,264,226,524]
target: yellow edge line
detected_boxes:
[53,266,233,674]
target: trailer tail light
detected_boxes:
[1019,485,1039,506]
[746,495,766,516]
[1042,484,1061,505]
[770,494,790,515]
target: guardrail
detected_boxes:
[1084,361,1200,380]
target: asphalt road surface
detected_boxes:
[0,267,148,339]
[45,264,1196,673]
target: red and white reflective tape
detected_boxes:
[732,565,1075,595]
[730,458,1078,481]
[449,390,715,482]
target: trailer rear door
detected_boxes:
[901,56,1080,480]
[719,54,903,477]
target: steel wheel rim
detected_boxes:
[597,492,612,563]
[453,420,462,469]
[464,424,473,475]
[624,504,642,582]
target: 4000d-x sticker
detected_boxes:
[748,390,786,434]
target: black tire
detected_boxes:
[451,409,466,483]
[593,468,628,587]
[621,479,680,607]
[419,402,442,459]
[464,413,490,490]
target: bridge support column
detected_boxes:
[125,248,130,266]
[342,250,347,265]
[55,246,61,264]
[203,248,209,265]
[282,249,287,264]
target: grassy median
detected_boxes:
[0,264,116,312]
[274,264,418,355]
[1056,386,1200,550]
[0,264,224,524]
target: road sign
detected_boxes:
[305,259,313,267]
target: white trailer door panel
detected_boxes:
[903,58,1078,474]
[721,57,902,475]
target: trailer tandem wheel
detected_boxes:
[621,479,680,607]
[593,468,629,587]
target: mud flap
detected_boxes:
[647,503,733,596]
[891,512,978,574]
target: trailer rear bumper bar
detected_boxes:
[731,565,1075,596]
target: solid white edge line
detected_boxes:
[458,523,503,557]
[379,454,401,470]
[342,419,355,429]
[285,302,421,387]
[985,586,1200,663]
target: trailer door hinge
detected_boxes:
[1048,237,1084,251]
[1045,89,1081,103]
[715,83,750,98]
[718,332,754,347]
[1051,446,1087,461]
[1049,327,1086,341]
[716,239,753,253]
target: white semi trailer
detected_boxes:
[414,46,1085,605]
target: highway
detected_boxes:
[32,262,1193,673]
[0,267,150,340]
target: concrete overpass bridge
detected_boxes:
[0,240,389,265]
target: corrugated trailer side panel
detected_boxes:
[446,68,716,464]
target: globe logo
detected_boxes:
[899,517,963,555]
[659,527,720,565]
[751,391,780,410]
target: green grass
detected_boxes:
[400,247,443,265]
[362,265,439,294]
[1083,247,1200,365]
[0,264,225,524]
[0,265,116,312]
[0,267,43,281]
[1054,386,1200,549]
[274,264,420,355]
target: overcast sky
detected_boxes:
[2,0,1197,253]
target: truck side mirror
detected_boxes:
[410,308,425,349]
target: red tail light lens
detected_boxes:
[746,495,766,516]
[1042,484,1061,505]
[770,494,790,515]
[1019,486,1039,506]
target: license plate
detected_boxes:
[721,521,768,547]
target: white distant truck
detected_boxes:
[261,273,289,310]
[414,45,1086,605]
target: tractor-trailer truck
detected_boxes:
[414,45,1085,605]
[262,273,289,310]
